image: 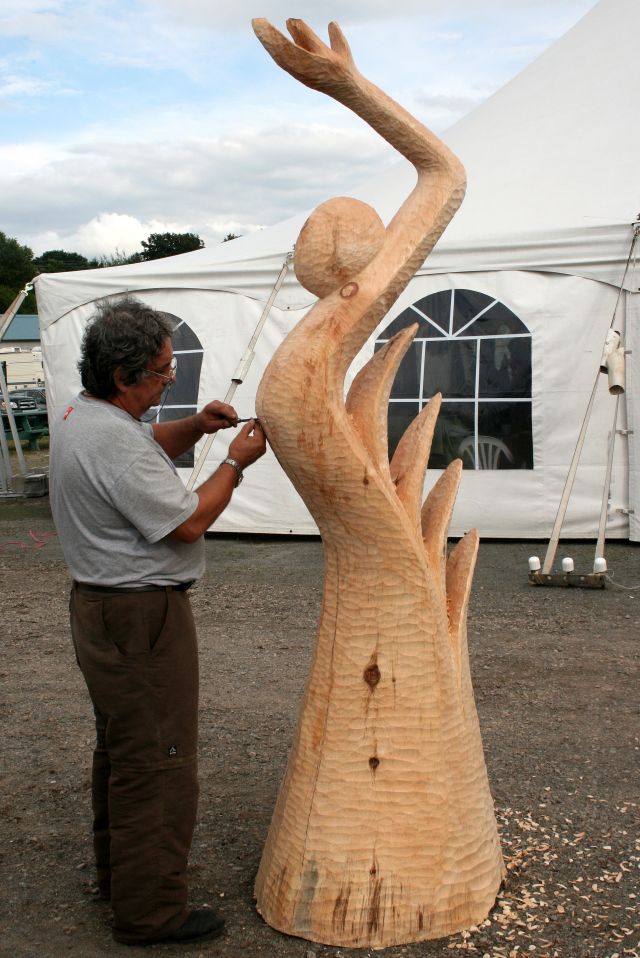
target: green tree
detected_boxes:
[222,232,241,242]
[0,231,35,314]
[140,232,204,261]
[33,249,91,273]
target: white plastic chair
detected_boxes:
[458,435,514,470]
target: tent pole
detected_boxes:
[0,412,12,491]
[0,447,9,492]
[595,396,620,562]
[186,251,294,492]
[0,359,27,478]
[541,220,639,575]
[0,282,34,485]
[541,371,600,574]
[0,284,33,340]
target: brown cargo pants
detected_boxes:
[69,585,199,944]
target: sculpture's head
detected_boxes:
[294,196,385,298]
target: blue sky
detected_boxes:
[0,0,596,258]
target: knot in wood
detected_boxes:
[369,756,380,770]
[363,664,381,689]
[340,282,359,299]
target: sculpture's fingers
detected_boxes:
[390,394,441,532]
[345,324,417,470]
[286,18,330,56]
[254,18,346,91]
[420,459,462,595]
[328,21,354,62]
[446,528,479,673]
[253,18,294,60]
[252,17,281,43]
[251,17,324,73]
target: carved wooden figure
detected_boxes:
[252,17,504,948]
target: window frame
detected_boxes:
[375,289,533,470]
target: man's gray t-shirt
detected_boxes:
[49,392,204,588]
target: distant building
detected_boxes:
[1,313,40,348]
[0,314,44,388]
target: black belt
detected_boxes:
[74,581,194,594]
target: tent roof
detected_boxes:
[444,0,638,239]
[36,0,639,329]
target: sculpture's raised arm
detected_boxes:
[253,17,466,306]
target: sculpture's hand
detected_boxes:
[252,18,356,96]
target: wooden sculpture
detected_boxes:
[252,17,504,948]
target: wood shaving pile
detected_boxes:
[444,799,639,958]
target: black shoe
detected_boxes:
[115,907,226,946]
[168,908,226,944]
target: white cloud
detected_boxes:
[0,75,49,98]
[30,213,177,259]
[11,123,391,256]
[0,142,71,179]
[0,0,71,41]
[0,72,76,100]
[29,212,267,258]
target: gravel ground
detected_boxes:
[1,488,638,958]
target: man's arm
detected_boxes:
[169,420,267,543]
[152,400,238,460]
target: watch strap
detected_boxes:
[222,457,244,486]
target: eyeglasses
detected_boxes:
[142,356,177,384]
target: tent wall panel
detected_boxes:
[40,270,630,539]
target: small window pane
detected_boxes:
[168,353,203,406]
[384,341,422,399]
[156,405,199,468]
[383,304,446,339]
[477,402,533,469]
[171,320,201,351]
[451,289,496,335]
[388,401,420,458]
[423,339,476,399]
[463,301,529,337]
[411,290,452,335]
[382,307,414,338]
[429,402,475,469]
[479,337,531,398]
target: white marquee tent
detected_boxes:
[35,0,640,539]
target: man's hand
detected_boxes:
[195,400,239,434]
[153,401,239,458]
[169,419,267,543]
[229,420,267,468]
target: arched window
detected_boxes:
[375,289,533,469]
[148,314,204,468]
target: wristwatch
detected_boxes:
[222,457,244,486]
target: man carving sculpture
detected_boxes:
[50,297,266,945]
